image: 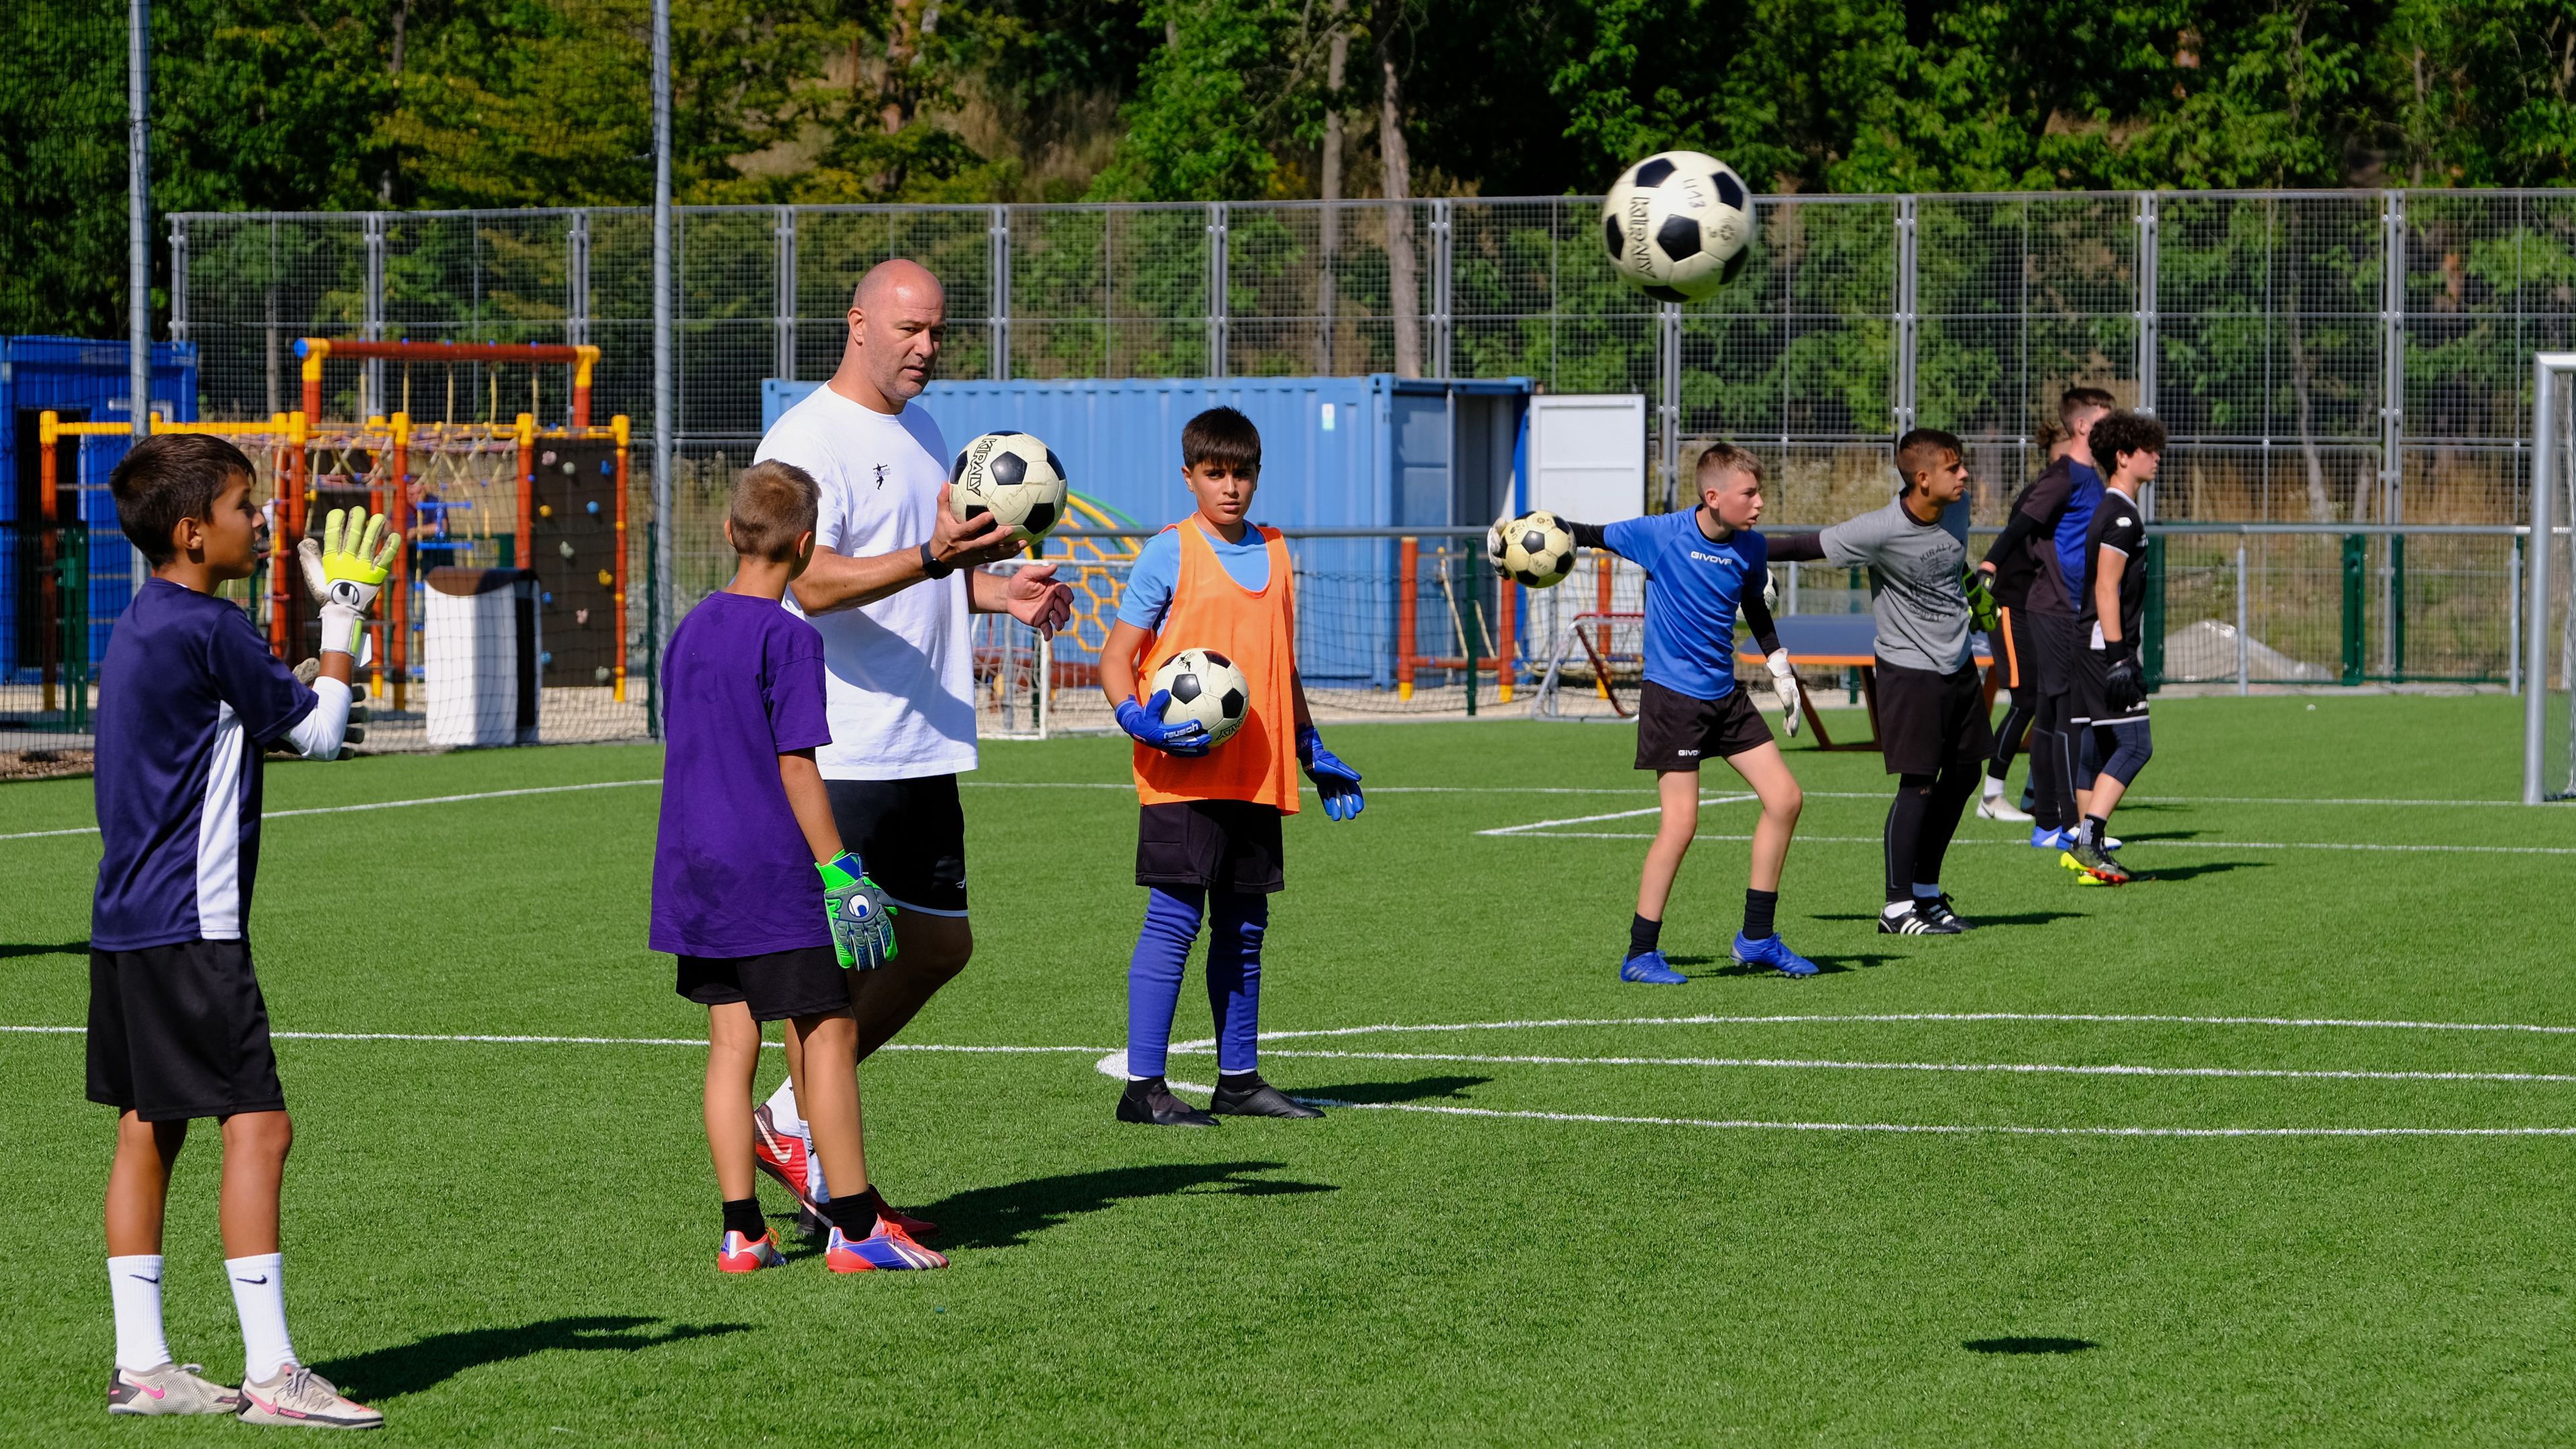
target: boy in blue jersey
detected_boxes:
[1499,443,1815,981]
[89,433,386,1427]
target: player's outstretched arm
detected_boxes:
[1487,513,1618,572]
[781,748,896,969]
[1765,531,1827,564]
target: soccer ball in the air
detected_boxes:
[1151,648,1250,747]
[1599,151,1753,303]
[949,431,1070,543]
[1499,511,1578,588]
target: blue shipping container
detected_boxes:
[2,336,200,680]
[760,374,1533,687]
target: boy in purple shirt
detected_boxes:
[652,461,943,1273]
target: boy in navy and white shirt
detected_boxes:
[1498,441,1818,982]
[89,433,386,1428]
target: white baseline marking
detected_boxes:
[963,781,2545,808]
[1489,829,2576,856]
[0,1024,1109,1055]
[1235,1010,2576,1042]
[0,780,661,843]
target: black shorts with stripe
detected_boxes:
[1872,658,1996,775]
[1634,682,1774,771]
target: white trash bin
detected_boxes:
[423,568,540,747]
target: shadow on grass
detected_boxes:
[921,1162,1337,1252]
[2132,860,2268,882]
[1296,1075,1490,1105]
[1963,1336,2098,1355]
[313,1316,750,1401]
[0,941,88,961]
[1806,912,2083,928]
[1669,953,1886,977]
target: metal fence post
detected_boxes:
[2379,189,2406,677]
[2341,533,2367,685]
[1430,199,1453,379]
[566,209,591,350]
[1892,195,1917,435]
[1206,202,1229,378]
[363,212,386,417]
[2235,544,2249,694]
[168,216,188,342]
[989,204,1011,380]
[774,205,796,383]
[2134,191,2159,422]
[1657,302,1681,511]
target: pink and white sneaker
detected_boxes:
[107,1362,242,1416]
[237,1364,382,1429]
[717,1230,789,1274]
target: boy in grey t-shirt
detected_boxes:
[1769,429,1994,935]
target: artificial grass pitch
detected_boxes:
[1,694,2570,1445]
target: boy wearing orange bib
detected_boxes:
[1099,407,1366,1127]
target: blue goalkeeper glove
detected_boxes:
[818,851,898,971]
[1115,691,1210,757]
[1297,724,1365,822]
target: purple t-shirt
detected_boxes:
[650,591,835,957]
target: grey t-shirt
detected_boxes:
[1819,498,1973,674]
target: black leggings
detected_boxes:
[1884,764,1981,900]
[2090,717,2153,788]
[1987,694,2035,780]
[2028,691,2082,833]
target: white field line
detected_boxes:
[0,780,661,843]
[1223,1011,2576,1043]
[962,780,2548,808]
[1492,830,2576,855]
[1170,1045,2576,1086]
[0,1024,1108,1055]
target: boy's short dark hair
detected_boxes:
[1694,441,1764,489]
[1181,407,1261,474]
[1894,428,1965,492]
[110,432,257,567]
[2089,409,2167,470]
[728,460,821,562]
[2059,386,2116,429]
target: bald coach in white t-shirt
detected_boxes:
[754,258,1072,1082]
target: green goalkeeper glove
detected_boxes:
[297,506,399,657]
[818,851,898,971]
[1961,564,2000,635]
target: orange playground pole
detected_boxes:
[1496,576,1517,704]
[297,338,600,427]
[272,412,308,654]
[1594,549,1616,700]
[611,415,631,702]
[515,413,536,568]
[1396,536,1420,700]
[389,413,411,709]
[37,411,59,711]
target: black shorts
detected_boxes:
[87,941,286,1122]
[1873,658,1996,775]
[1996,602,2037,694]
[1634,680,1773,771]
[2026,609,2083,702]
[1137,800,1286,895]
[676,946,851,1022]
[2071,643,2151,726]
[826,775,968,917]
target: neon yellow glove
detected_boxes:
[819,851,898,970]
[297,506,399,656]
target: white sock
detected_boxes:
[764,1078,804,1135]
[1981,775,2004,799]
[1881,900,1916,920]
[802,1124,831,1203]
[1914,882,1943,900]
[225,1253,296,1383]
[108,1255,170,1373]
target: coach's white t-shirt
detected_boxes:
[755,384,976,780]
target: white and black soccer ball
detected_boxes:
[949,431,1070,543]
[1599,151,1753,303]
[1500,511,1578,588]
[1151,647,1250,747]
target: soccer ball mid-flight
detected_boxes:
[1500,511,1578,588]
[950,431,1070,543]
[1151,648,1250,747]
[1599,151,1753,303]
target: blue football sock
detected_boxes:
[1125,886,1205,1079]
[1205,892,1269,1075]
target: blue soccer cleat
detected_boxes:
[1732,931,1820,978]
[2029,825,2072,851]
[1618,949,1689,985]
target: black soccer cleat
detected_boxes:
[1209,1075,1326,1120]
[1878,902,1964,935]
[1117,1076,1218,1128]
[1914,894,1975,931]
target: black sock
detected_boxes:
[2079,814,2106,847]
[1629,914,1662,959]
[721,1197,766,1240]
[823,1192,878,1234]
[1742,889,1779,941]
[1218,1069,1261,1091]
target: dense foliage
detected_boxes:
[7,0,2575,335]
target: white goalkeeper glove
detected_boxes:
[1485,512,1513,573]
[297,506,399,657]
[1763,568,1780,612]
[1765,648,1802,739]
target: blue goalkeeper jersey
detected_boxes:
[1601,511,1767,701]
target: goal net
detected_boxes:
[2530,354,2576,802]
